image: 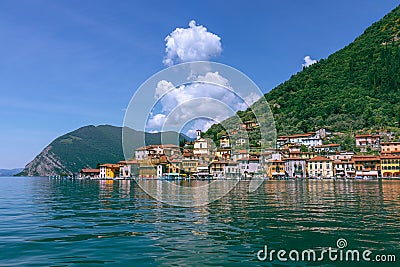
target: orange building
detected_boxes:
[380,142,400,155]
[266,159,285,178]
[352,155,380,178]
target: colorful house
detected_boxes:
[380,155,400,178]
[99,164,120,178]
[266,159,285,179]
[380,142,400,155]
[284,158,306,178]
[355,134,380,152]
[353,155,380,178]
[307,156,333,178]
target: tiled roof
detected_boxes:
[307,156,332,162]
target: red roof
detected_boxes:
[80,168,100,173]
[307,156,332,162]
[380,155,400,159]
[352,155,380,162]
[315,143,340,148]
[356,134,379,138]
[99,164,120,168]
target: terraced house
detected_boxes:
[380,155,400,178]
[307,156,333,178]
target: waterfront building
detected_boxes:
[196,164,210,178]
[224,162,240,178]
[168,159,182,174]
[332,159,355,178]
[307,156,333,178]
[266,159,285,179]
[79,168,100,178]
[380,154,400,177]
[353,155,381,178]
[284,158,306,178]
[209,160,230,178]
[99,164,120,178]
[182,158,198,174]
[238,157,261,178]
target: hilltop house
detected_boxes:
[355,134,380,152]
[277,132,322,149]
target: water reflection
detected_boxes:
[1,178,399,266]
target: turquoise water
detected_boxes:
[0,177,399,266]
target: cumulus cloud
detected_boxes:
[146,113,166,128]
[186,119,215,138]
[155,80,175,99]
[147,71,254,134]
[302,55,317,68]
[163,20,222,66]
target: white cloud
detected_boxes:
[155,80,175,99]
[147,71,258,133]
[196,71,230,88]
[186,120,215,138]
[302,55,317,68]
[146,113,166,128]
[163,20,222,66]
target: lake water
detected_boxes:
[0,177,399,266]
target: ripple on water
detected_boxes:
[0,178,399,266]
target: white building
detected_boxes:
[277,132,322,149]
[193,130,212,157]
[284,158,307,178]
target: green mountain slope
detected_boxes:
[19,125,188,176]
[207,5,400,138]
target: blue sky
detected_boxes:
[0,0,398,169]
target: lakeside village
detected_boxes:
[79,126,400,180]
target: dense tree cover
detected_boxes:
[20,125,189,175]
[206,6,400,144]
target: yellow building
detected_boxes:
[307,156,333,178]
[266,160,285,178]
[99,164,120,178]
[182,159,198,174]
[381,155,400,177]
